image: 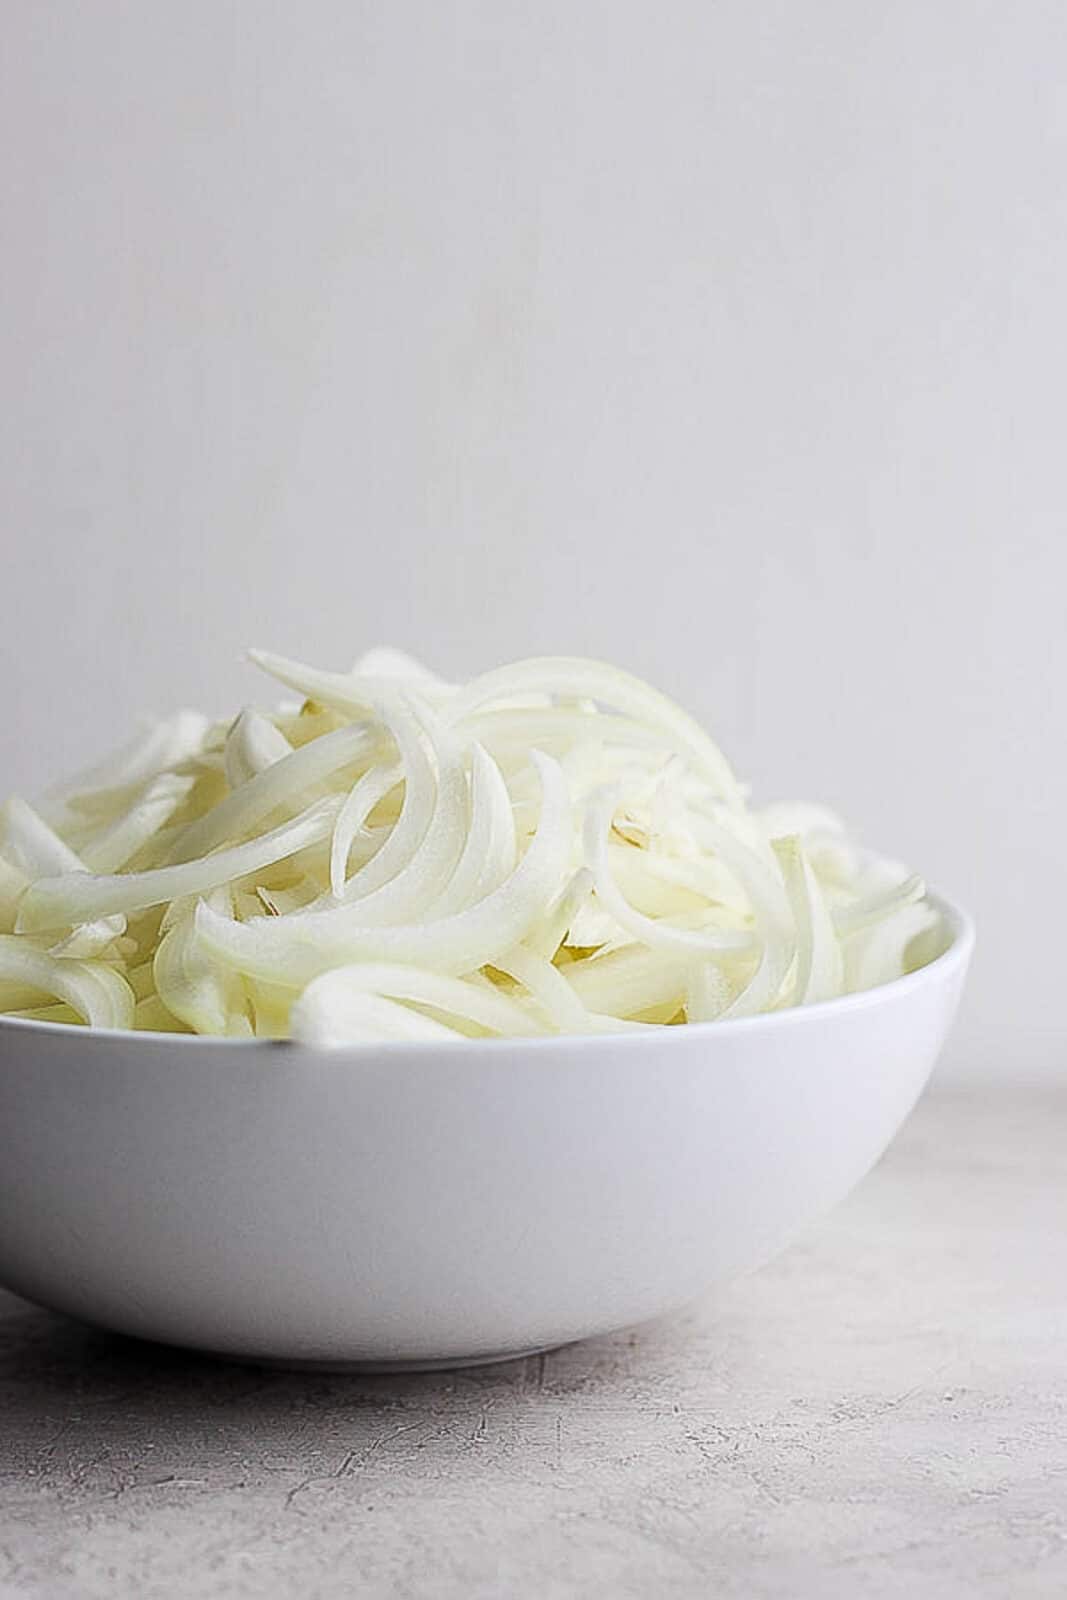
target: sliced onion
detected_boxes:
[2,794,95,877]
[326,696,466,914]
[584,788,753,958]
[524,868,594,960]
[445,657,745,811]
[37,710,209,827]
[491,943,641,1034]
[81,773,196,873]
[291,962,546,1042]
[329,763,402,899]
[1,642,944,1041]
[833,872,925,936]
[333,713,469,924]
[0,856,28,934]
[427,744,516,917]
[686,961,735,1022]
[168,724,376,864]
[564,942,694,1020]
[1,795,127,951]
[17,798,342,931]
[224,709,293,790]
[292,989,466,1046]
[0,936,135,1028]
[194,752,571,985]
[844,901,941,994]
[350,646,456,704]
[154,888,253,1036]
[772,836,844,1005]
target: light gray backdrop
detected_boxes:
[2,3,1063,1081]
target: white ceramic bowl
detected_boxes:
[0,896,972,1370]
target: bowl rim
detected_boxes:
[0,889,975,1056]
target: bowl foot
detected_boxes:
[211,1342,563,1374]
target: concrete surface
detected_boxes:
[0,1085,1064,1599]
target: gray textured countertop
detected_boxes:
[1,1085,1064,1599]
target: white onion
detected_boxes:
[0,644,943,1040]
[16,797,342,931]
[0,935,134,1029]
[224,709,293,790]
[193,750,571,986]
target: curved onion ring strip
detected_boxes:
[329,763,403,899]
[293,989,465,1045]
[291,962,546,1043]
[167,724,377,864]
[427,745,516,918]
[0,936,135,1028]
[224,710,293,790]
[194,753,570,986]
[17,798,342,931]
[772,836,844,1005]
[584,789,752,958]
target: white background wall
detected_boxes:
[2,2,1064,1080]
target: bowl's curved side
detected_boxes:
[0,909,972,1363]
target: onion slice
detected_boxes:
[291,962,546,1042]
[0,936,135,1029]
[0,642,943,1038]
[194,752,571,985]
[17,798,342,931]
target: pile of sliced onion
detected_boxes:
[0,647,946,1044]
